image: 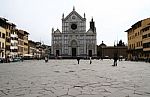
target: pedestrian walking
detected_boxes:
[112,53,118,66]
[77,57,80,64]
[21,56,24,62]
[45,56,48,63]
[90,57,92,64]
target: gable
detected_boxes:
[54,29,61,34]
[63,10,86,21]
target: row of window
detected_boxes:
[62,30,86,33]
[132,21,141,30]
[6,37,10,42]
[129,41,142,49]
[143,42,150,48]
[53,41,61,44]
[128,35,133,40]
[24,48,28,51]
[18,41,24,45]
[11,49,18,52]
[0,32,28,42]
[24,36,28,40]
[54,35,95,39]
[0,23,12,30]
[18,35,23,39]
[63,22,85,27]
[11,37,18,40]
[53,40,95,44]
[18,47,23,52]
[0,32,6,39]
[6,45,10,50]
[11,31,17,35]
[142,33,150,39]
[135,31,142,37]
[53,39,61,42]
[53,37,61,40]
[6,32,11,37]
[128,32,142,40]
[13,47,28,52]
[24,42,28,46]
[136,41,142,47]
[0,42,5,49]
[0,52,5,57]
[11,43,18,46]
[128,26,150,40]
[141,26,150,32]
[64,35,85,37]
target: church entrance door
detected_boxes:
[56,50,59,56]
[72,48,76,57]
[71,40,78,58]
[88,50,92,57]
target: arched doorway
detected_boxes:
[55,44,60,57]
[71,40,78,57]
[72,48,76,56]
[88,50,92,57]
[56,50,59,56]
[88,44,93,57]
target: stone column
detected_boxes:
[84,34,86,57]
[69,47,71,56]
[77,46,80,56]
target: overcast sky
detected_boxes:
[0,0,150,46]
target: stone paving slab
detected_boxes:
[0,59,150,97]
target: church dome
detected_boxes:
[99,41,107,47]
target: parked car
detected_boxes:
[104,56,109,59]
[0,58,5,63]
[12,57,22,62]
[119,56,123,61]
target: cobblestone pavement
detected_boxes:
[0,59,150,97]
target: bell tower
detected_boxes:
[90,18,96,32]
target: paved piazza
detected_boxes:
[0,60,150,97]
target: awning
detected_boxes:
[23,54,33,57]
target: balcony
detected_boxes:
[11,34,18,38]
[143,48,150,51]
[6,37,11,43]
[10,46,18,49]
[11,40,18,43]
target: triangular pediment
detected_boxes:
[54,29,61,34]
[63,10,86,21]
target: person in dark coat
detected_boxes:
[45,56,48,63]
[77,57,80,64]
[21,56,24,62]
[113,53,118,66]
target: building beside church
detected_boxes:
[0,17,16,59]
[125,17,150,61]
[97,41,127,59]
[51,7,97,58]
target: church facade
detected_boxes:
[51,7,97,58]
